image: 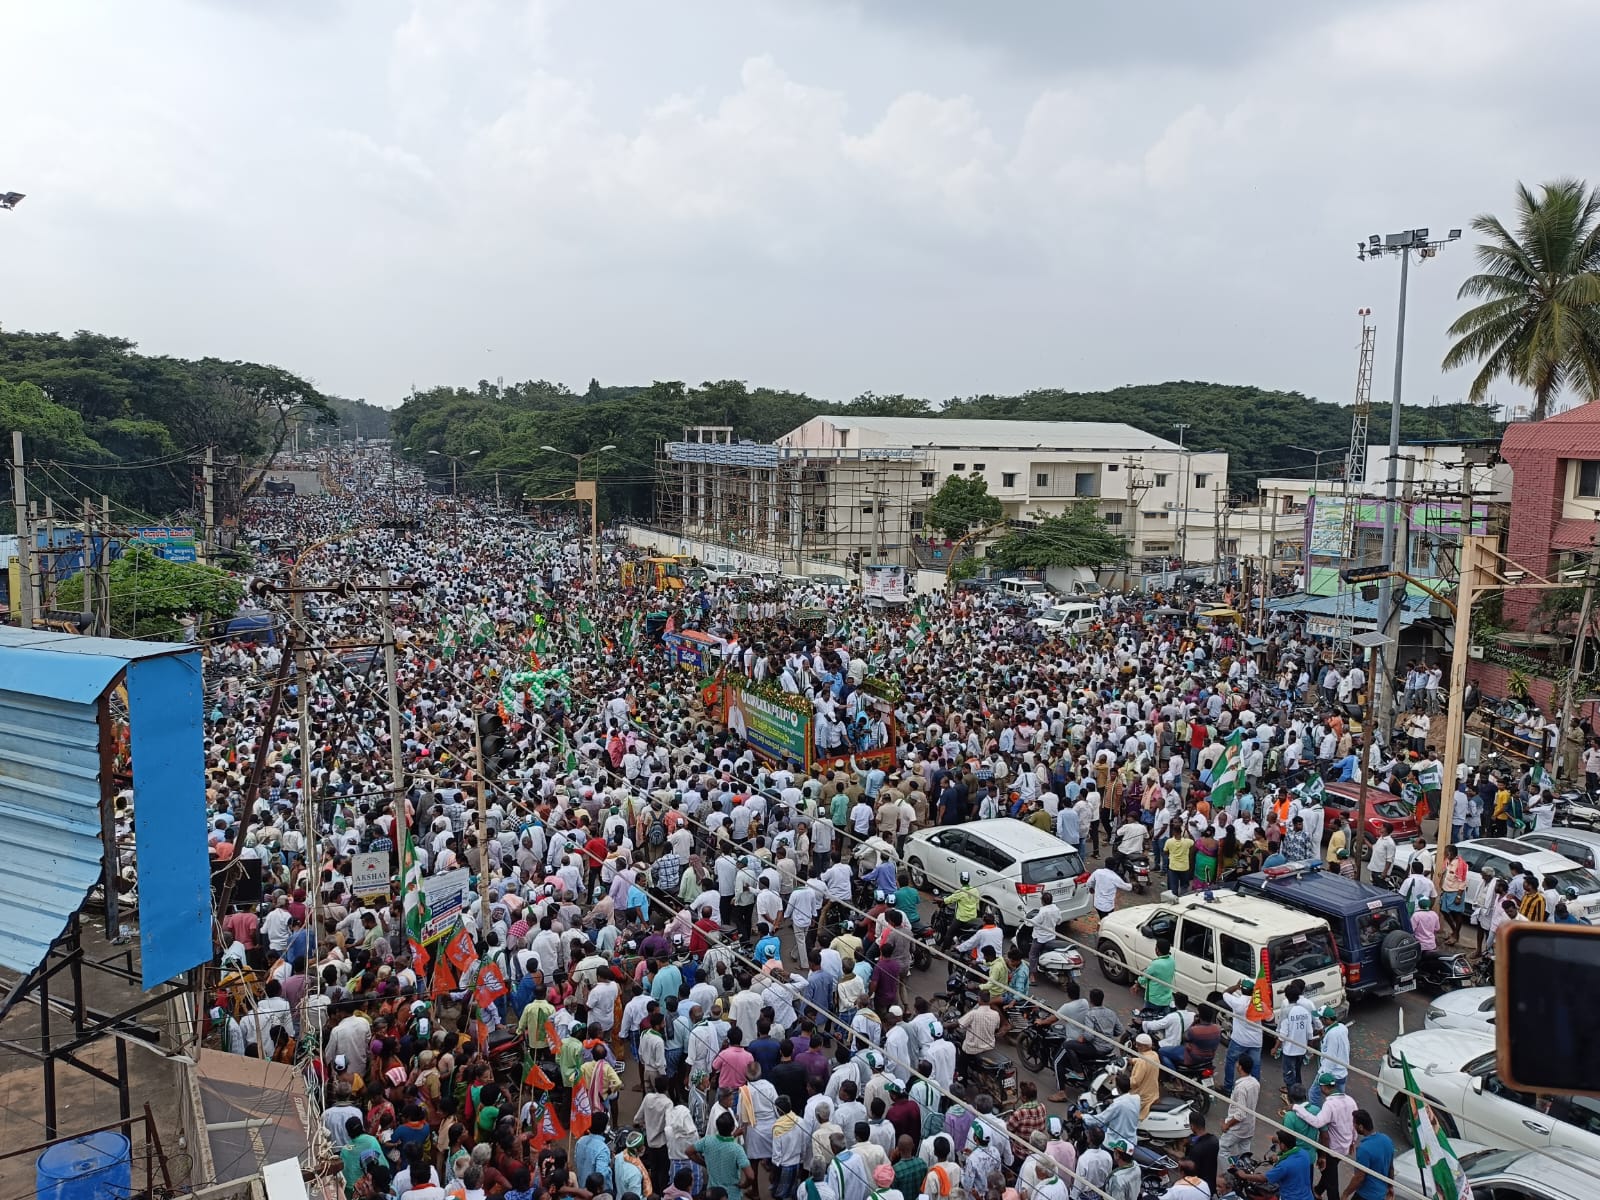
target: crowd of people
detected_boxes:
[198,449,1552,1200]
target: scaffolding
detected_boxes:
[652,427,927,568]
[1332,311,1379,665]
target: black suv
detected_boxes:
[1235,863,1420,1000]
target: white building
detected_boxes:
[775,415,1229,569]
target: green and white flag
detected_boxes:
[438,618,457,660]
[1532,761,1556,793]
[402,832,430,945]
[1295,773,1327,807]
[906,616,931,648]
[1208,729,1246,812]
[1400,1053,1472,1199]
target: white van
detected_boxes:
[997,578,1050,603]
[1033,601,1099,635]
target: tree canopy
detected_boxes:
[926,473,1003,537]
[56,546,243,640]
[1443,178,1600,421]
[987,502,1128,569]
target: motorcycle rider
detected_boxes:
[1046,987,1122,1102]
[1143,992,1196,1068]
[1132,937,1177,1015]
[1107,817,1149,878]
[955,909,1003,965]
[940,873,981,949]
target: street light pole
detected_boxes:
[1172,423,1190,564]
[540,444,616,583]
[1287,445,1341,488]
[1358,227,1459,750]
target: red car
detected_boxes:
[1322,781,1423,846]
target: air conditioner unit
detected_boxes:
[1468,644,1485,659]
[1163,501,1176,510]
[1463,733,1482,767]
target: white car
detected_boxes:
[1094,890,1348,1016]
[1389,837,1600,922]
[1424,986,1496,1034]
[1393,1145,1596,1200]
[1378,1029,1600,1159]
[901,819,1090,928]
[1031,602,1099,635]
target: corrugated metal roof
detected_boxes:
[790,415,1186,451]
[0,629,194,977]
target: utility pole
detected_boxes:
[473,727,490,931]
[200,446,216,567]
[1172,424,1191,564]
[11,431,35,629]
[42,496,55,611]
[98,496,111,637]
[1435,535,1493,889]
[1557,520,1600,782]
[383,603,409,864]
[81,497,94,626]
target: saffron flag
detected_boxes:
[431,956,457,1000]
[475,962,509,1008]
[445,927,478,974]
[569,1065,595,1139]
[1245,959,1274,1023]
[524,1061,557,1091]
[529,1101,566,1151]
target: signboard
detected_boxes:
[1306,616,1353,640]
[724,684,812,770]
[422,867,471,941]
[131,525,198,564]
[351,850,391,898]
[663,630,723,672]
[1305,496,1346,559]
[862,564,907,603]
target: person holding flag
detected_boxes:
[1294,772,1327,853]
[1219,971,1267,1095]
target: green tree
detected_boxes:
[927,473,1003,537]
[1443,178,1600,421]
[56,546,243,640]
[986,501,1127,569]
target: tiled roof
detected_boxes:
[1503,401,1600,456]
[1551,517,1600,550]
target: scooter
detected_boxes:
[955,1048,1019,1110]
[1416,947,1475,992]
[1036,943,1086,987]
[1085,1060,1202,1142]
[1075,1075,1203,1152]
[1110,852,1153,893]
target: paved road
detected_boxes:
[890,888,1426,1155]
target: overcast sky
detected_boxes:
[2,0,1589,415]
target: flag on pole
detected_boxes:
[1208,729,1246,814]
[569,1065,595,1139]
[1400,1053,1473,1198]
[528,1100,566,1150]
[1532,761,1556,793]
[524,1061,557,1091]
[402,832,430,945]
[906,615,931,648]
[1245,956,1274,1023]
[438,618,457,660]
[559,731,578,774]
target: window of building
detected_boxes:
[972,463,986,472]
[1154,473,1170,487]
[1143,541,1172,553]
[1580,461,1600,498]
[1035,472,1050,488]
[909,510,924,531]
[952,463,965,472]
[1104,512,1123,526]
[1106,463,1119,472]
[1142,510,1168,520]
[861,503,875,514]
[1002,472,1017,488]
[921,471,936,488]
[1074,472,1096,496]
[1195,473,1209,490]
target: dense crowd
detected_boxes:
[200,452,1564,1200]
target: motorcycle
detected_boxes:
[1416,947,1475,992]
[915,904,953,971]
[955,1048,1019,1110]
[1219,1153,1279,1200]
[1555,791,1600,831]
[931,972,985,1024]
[1114,852,1153,893]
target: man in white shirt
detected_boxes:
[1085,863,1131,922]
[1026,892,1064,971]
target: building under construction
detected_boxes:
[653,426,926,570]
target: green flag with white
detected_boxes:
[1295,773,1326,807]
[1208,728,1245,813]
[1531,761,1555,792]
[1400,1052,1472,1199]
[402,832,430,945]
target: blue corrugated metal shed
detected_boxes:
[0,627,209,986]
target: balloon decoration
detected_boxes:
[499,667,571,712]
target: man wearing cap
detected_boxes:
[1312,1005,1350,1101]
[1101,1141,1141,1200]
[960,1121,1002,1198]
[1128,1033,1161,1119]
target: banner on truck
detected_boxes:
[724,684,811,769]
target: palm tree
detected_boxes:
[1442,178,1600,421]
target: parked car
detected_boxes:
[1515,827,1600,871]
[1389,838,1600,922]
[1424,986,1496,1034]
[1394,1145,1595,1200]
[1094,890,1348,1017]
[1032,602,1100,635]
[902,819,1091,928]
[1378,1029,1600,1160]
[1322,782,1424,848]
[1233,862,1420,1000]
